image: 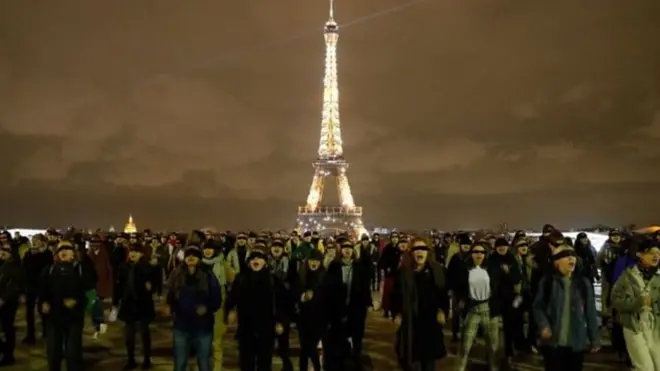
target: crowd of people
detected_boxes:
[0,225,658,371]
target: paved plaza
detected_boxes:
[7,288,620,371]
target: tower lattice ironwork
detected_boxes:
[297,0,365,234]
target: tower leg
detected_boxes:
[335,173,356,208]
[305,170,326,210]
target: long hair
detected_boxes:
[400,236,435,270]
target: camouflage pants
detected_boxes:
[456,302,501,371]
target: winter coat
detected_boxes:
[88,247,114,298]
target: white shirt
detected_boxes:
[468,266,491,301]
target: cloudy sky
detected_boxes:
[2,0,660,230]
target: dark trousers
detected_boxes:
[542,347,584,371]
[275,325,293,371]
[509,305,530,352]
[25,291,45,340]
[371,265,381,291]
[45,318,84,371]
[153,268,164,296]
[298,327,322,371]
[0,301,18,360]
[125,321,152,361]
[324,312,367,370]
[238,334,273,371]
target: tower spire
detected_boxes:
[329,0,334,21]
[319,0,342,159]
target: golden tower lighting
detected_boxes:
[297,0,365,235]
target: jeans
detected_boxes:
[90,297,104,331]
[173,329,212,371]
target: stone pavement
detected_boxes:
[6,297,621,371]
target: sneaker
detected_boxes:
[99,323,108,334]
[92,332,99,340]
[142,358,152,370]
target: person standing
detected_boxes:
[168,246,222,371]
[22,234,53,345]
[39,241,90,371]
[112,244,156,370]
[611,240,660,371]
[391,237,448,371]
[0,243,25,365]
[533,246,600,371]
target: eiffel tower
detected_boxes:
[297,0,365,235]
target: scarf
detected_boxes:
[638,264,658,282]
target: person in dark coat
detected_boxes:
[323,238,373,371]
[224,244,286,371]
[168,246,222,371]
[22,234,53,344]
[295,249,327,371]
[39,241,90,371]
[112,243,156,370]
[0,243,25,365]
[378,232,402,318]
[390,237,448,371]
[488,238,522,366]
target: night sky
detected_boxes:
[2,0,660,230]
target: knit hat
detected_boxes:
[457,234,472,246]
[494,238,509,249]
[542,224,555,234]
[128,243,144,253]
[309,249,323,261]
[638,239,660,253]
[248,245,268,261]
[271,239,284,247]
[547,231,566,246]
[184,246,202,259]
[55,240,75,254]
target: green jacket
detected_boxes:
[611,266,660,332]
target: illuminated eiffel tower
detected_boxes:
[297,0,365,235]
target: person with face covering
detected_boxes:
[0,243,25,365]
[511,238,536,353]
[22,234,53,345]
[112,244,156,370]
[378,232,402,319]
[295,249,327,371]
[323,238,373,371]
[488,238,522,365]
[532,245,600,371]
[390,237,448,371]
[199,240,227,371]
[611,239,660,371]
[454,242,503,371]
[39,241,90,371]
[224,242,286,371]
[226,232,250,283]
[267,239,294,371]
[168,246,222,371]
[596,229,623,321]
[446,233,472,342]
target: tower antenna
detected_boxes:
[329,0,334,21]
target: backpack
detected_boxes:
[48,262,83,277]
